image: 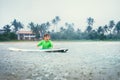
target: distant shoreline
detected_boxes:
[0,39,120,43]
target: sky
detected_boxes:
[0,0,120,30]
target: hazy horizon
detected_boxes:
[0,0,120,30]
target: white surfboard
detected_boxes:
[8,47,68,53]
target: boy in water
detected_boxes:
[37,34,53,49]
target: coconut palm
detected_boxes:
[103,25,109,35]
[115,21,120,34]
[87,17,94,26]
[3,24,11,33]
[28,22,37,33]
[52,16,60,32]
[108,20,115,34]
[85,17,94,33]
[97,26,104,34]
[11,19,23,32]
[86,26,92,33]
[103,25,108,32]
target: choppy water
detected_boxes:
[0,41,120,80]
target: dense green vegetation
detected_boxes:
[0,16,120,41]
[0,19,23,41]
[28,16,120,40]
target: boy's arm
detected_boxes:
[37,40,43,47]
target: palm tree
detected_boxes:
[46,22,51,27]
[3,24,11,33]
[60,27,65,32]
[108,20,115,34]
[52,16,60,32]
[76,28,81,34]
[64,23,75,39]
[103,25,108,32]
[11,19,23,32]
[28,22,50,39]
[46,21,51,32]
[28,22,37,34]
[85,17,94,33]
[28,22,40,38]
[86,26,92,33]
[115,21,120,34]
[38,22,50,38]
[97,26,106,40]
[55,16,60,21]
[103,25,108,34]
[97,26,104,34]
[65,23,74,33]
[87,17,94,26]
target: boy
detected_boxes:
[37,34,53,49]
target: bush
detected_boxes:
[0,32,17,41]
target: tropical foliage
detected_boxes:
[0,17,120,41]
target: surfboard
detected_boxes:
[8,47,68,53]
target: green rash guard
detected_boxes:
[37,40,53,49]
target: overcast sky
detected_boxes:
[0,0,120,30]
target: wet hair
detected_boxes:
[43,34,50,38]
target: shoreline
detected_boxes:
[0,39,120,43]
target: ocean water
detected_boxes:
[0,41,120,80]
